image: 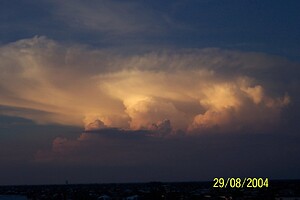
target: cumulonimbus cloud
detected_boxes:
[0,36,293,135]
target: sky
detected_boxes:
[0,0,300,185]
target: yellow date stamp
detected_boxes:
[213,177,269,188]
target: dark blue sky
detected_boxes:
[0,0,299,185]
[1,0,300,58]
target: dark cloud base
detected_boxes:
[25,128,300,184]
[1,114,299,185]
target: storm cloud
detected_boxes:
[1,0,300,184]
[0,36,294,136]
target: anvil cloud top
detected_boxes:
[0,0,299,184]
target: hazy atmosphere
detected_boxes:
[0,0,300,185]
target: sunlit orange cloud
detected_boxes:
[0,36,290,135]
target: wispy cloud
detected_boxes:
[50,0,167,35]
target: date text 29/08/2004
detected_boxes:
[213,178,269,188]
